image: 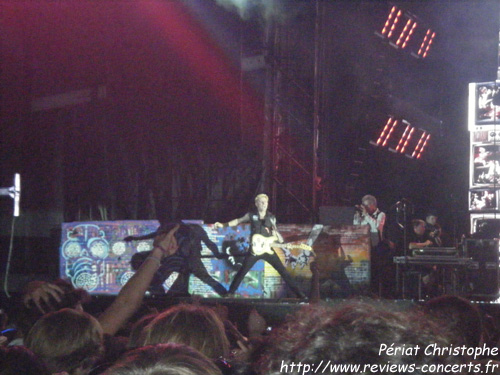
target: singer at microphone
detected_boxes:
[353,194,390,298]
[353,195,386,247]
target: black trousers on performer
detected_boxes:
[228,252,305,298]
[158,255,228,297]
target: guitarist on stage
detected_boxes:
[215,193,306,299]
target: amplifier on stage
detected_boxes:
[464,239,499,299]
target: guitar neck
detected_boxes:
[269,242,313,252]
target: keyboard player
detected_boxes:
[408,219,439,296]
[409,219,433,250]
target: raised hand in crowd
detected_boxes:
[22,281,65,314]
[98,225,179,335]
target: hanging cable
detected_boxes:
[3,216,17,298]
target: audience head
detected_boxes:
[142,304,230,360]
[260,299,460,375]
[0,346,50,375]
[17,278,90,337]
[103,343,222,375]
[25,308,104,375]
[423,295,483,347]
[127,313,157,349]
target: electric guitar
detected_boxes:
[250,233,313,256]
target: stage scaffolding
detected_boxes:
[263,1,326,223]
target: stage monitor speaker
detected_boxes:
[465,239,499,299]
[319,206,355,226]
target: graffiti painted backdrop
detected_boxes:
[60,221,370,298]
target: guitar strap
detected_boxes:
[307,224,323,247]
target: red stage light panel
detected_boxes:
[381,6,398,36]
[378,5,436,59]
[383,119,398,146]
[415,133,431,159]
[372,116,400,148]
[409,130,431,159]
[395,18,417,49]
[375,116,398,146]
[400,127,415,153]
[381,6,403,39]
[372,116,431,159]
[401,21,417,49]
[417,29,436,58]
[395,123,411,152]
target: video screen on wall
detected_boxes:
[470,189,498,211]
[471,144,500,187]
[469,82,500,130]
[470,214,500,238]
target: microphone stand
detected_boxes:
[403,201,408,257]
[394,198,412,298]
[395,198,412,257]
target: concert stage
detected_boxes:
[59,220,371,299]
[58,220,500,323]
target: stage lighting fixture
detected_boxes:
[381,6,402,39]
[411,131,431,159]
[417,29,436,59]
[374,116,398,147]
[370,115,430,159]
[395,18,417,49]
[376,5,436,59]
[394,122,413,153]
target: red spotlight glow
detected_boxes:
[135,2,264,144]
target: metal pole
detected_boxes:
[312,0,323,222]
[263,20,275,199]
